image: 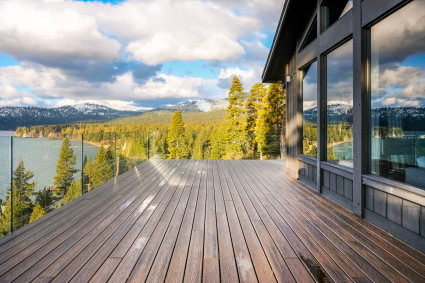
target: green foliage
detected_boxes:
[63,179,82,204]
[54,138,78,196]
[327,146,337,161]
[29,203,46,223]
[92,146,113,188]
[256,84,286,159]
[0,191,30,236]
[34,188,56,212]
[224,76,246,159]
[83,156,95,191]
[167,111,190,159]
[11,160,36,206]
[245,83,267,158]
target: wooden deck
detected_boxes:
[0,160,424,282]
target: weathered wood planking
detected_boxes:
[0,159,423,282]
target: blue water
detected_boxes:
[333,140,353,160]
[0,133,99,202]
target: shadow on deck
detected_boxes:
[0,160,424,282]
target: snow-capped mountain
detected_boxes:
[0,104,141,130]
[303,104,353,124]
[303,104,425,130]
[371,107,425,131]
[154,99,228,113]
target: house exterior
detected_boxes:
[263,0,425,252]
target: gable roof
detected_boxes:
[262,0,317,83]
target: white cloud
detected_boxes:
[55,98,152,111]
[0,0,121,63]
[0,0,285,107]
[0,64,223,109]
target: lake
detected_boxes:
[0,132,99,202]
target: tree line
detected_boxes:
[16,76,286,160]
[0,138,116,236]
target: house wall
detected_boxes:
[283,0,425,253]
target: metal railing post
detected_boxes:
[81,133,84,195]
[147,131,150,160]
[114,132,117,177]
[10,136,13,233]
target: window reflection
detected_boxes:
[302,61,318,157]
[370,0,425,189]
[326,40,353,168]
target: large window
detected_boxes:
[370,0,425,189]
[302,61,318,157]
[326,39,353,168]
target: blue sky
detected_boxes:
[0,0,282,110]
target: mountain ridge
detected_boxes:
[0,99,230,130]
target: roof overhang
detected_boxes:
[262,0,318,83]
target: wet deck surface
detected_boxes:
[0,159,424,282]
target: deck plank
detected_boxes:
[0,159,423,282]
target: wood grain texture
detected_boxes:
[0,160,423,282]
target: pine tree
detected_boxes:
[63,179,82,204]
[224,76,246,159]
[29,203,46,223]
[53,138,78,196]
[266,83,285,157]
[255,84,285,159]
[0,191,29,236]
[92,146,113,188]
[245,83,267,158]
[34,188,55,212]
[83,156,94,191]
[210,124,227,159]
[327,146,337,160]
[192,131,208,160]
[167,111,189,159]
[10,160,36,206]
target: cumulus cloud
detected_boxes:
[371,0,425,66]
[372,66,425,108]
[0,64,222,109]
[0,0,285,107]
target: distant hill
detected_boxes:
[153,99,228,113]
[112,99,229,125]
[0,104,141,130]
[112,109,227,126]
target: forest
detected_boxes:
[1,76,286,236]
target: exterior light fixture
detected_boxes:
[286,75,292,83]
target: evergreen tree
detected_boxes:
[255,84,285,159]
[63,179,82,204]
[83,156,94,191]
[192,131,208,160]
[256,104,270,160]
[245,83,267,158]
[224,76,246,159]
[266,83,285,157]
[327,146,337,160]
[53,138,78,196]
[34,188,55,212]
[10,161,36,205]
[167,111,189,159]
[92,146,113,188]
[0,191,29,236]
[29,203,46,223]
[210,123,227,159]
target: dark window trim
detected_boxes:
[298,154,317,165]
[361,0,412,28]
[321,161,354,180]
